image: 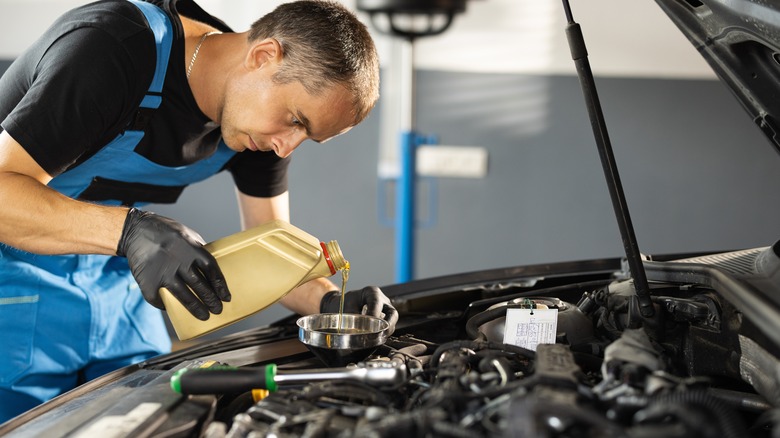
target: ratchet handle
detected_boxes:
[171,364,278,394]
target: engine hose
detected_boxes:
[430,340,535,368]
[738,335,780,406]
[478,355,512,378]
[636,390,748,438]
[708,388,772,413]
[395,343,428,357]
[465,306,509,340]
[467,279,612,312]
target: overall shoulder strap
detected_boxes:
[127,0,174,130]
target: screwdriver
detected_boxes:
[170,363,406,395]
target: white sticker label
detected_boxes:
[503,308,558,351]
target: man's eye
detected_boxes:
[292,117,301,126]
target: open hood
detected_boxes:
[656,0,780,155]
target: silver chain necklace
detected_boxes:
[187,31,221,79]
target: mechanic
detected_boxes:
[0,0,398,421]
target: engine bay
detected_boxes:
[193,260,779,438]
[3,248,779,438]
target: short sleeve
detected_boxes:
[0,23,153,176]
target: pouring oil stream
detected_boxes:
[338,261,350,333]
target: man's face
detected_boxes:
[219,62,356,158]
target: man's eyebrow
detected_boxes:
[296,110,322,143]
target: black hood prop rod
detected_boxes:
[561,0,654,320]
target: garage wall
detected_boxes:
[136,69,780,309]
[138,70,779,285]
[2,58,779,338]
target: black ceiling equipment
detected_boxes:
[356,0,468,40]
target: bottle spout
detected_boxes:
[321,240,348,274]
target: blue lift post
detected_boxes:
[395,130,416,282]
[395,32,416,283]
[357,0,468,283]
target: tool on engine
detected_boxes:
[170,362,406,395]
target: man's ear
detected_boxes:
[246,38,283,70]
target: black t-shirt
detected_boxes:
[0,0,289,199]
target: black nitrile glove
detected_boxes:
[320,286,399,334]
[116,208,231,321]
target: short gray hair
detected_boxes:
[249,0,380,124]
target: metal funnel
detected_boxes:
[296,313,390,367]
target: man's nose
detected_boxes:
[276,131,308,158]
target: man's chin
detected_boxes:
[221,138,245,153]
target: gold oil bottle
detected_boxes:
[160,219,347,340]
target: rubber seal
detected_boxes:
[320,242,336,275]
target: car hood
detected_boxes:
[656,0,780,155]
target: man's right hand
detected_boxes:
[116,208,231,320]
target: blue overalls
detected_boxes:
[0,1,236,420]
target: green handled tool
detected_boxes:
[171,363,405,395]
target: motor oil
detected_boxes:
[160,219,348,340]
